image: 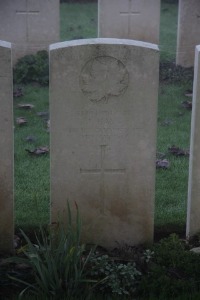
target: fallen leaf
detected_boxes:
[156,159,170,169]
[168,145,189,156]
[24,135,37,143]
[46,120,50,132]
[26,146,49,156]
[17,103,34,110]
[185,93,193,98]
[13,87,23,97]
[36,111,49,118]
[16,117,27,125]
[181,100,192,110]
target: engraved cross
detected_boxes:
[16,10,39,15]
[120,0,141,37]
[16,1,40,40]
[80,145,126,213]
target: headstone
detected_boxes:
[0,0,60,64]
[98,0,160,44]
[0,40,13,253]
[176,0,200,67]
[50,38,159,248]
[187,45,200,237]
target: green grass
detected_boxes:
[155,82,192,232]
[159,1,178,61]
[60,2,97,41]
[14,1,192,237]
[14,85,50,227]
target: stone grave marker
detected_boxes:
[50,38,159,248]
[176,0,200,67]
[98,0,160,44]
[187,45,200,236]
[0,0,60,64]
[0,40,13,253]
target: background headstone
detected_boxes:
[187,45,200,237]
[176,0,200,67]
[0,40,13,253]
[98,0,160,44]
[0,0,60,64]
[50,38,159,248]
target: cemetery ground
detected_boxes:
[1,0,200,299]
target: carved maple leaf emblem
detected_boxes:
[80,56,129,102]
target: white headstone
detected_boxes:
[0,0,60,64]
[0,40,13,253]
[176,0,200,67]
[50,38,159,248]
[98,0,160,44]
[187,45,200,237]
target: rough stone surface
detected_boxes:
[50,38,159,248]
[187,45,200,237]
[0,40,13,253]
[0,0,59,64]
[176,0,200,67]
[98,0,160,44]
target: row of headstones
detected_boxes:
[0,0,199,67]
[100,0,200,67]
[1,37,200,253]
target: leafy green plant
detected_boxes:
[89,253,141,296]
[13,50,49,86]
[139,234,200,299]
[7,203,96,299]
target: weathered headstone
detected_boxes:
[176,0,200,67]
[187,45,200,237]
[0,0,59,64]
[50,38,159,248]
[0,40,13,253]
[98,0,160,44]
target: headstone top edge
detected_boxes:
[49,38,159,52]
[0,40,11,49]
[196,45,200,52]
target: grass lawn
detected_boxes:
[14,0,192,238]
